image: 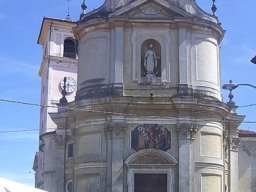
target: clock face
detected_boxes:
[60,77,77,93]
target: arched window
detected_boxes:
[64,38,77,58]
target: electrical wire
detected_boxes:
[0,129,39,134]
[1,98,256,125]
[0,98,56,109]
[238,104,256,108]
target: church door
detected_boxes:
[134,174,167,192]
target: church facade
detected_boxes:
[33,0,256,192]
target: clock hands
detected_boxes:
[59,76,76,103]
[60,76,76,93]
[66,82,75,92]
[60,77,68,104]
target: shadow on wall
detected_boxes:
[238,140,256,191]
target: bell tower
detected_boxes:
[34,17,78,190]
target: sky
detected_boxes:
[0,0,255,187]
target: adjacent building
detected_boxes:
[238,130,256,191]
[33,0,256,191]
[33,17,77,190]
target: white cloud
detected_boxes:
[221,39,256,66]
[0,55,38,77]
[0,55,39,98]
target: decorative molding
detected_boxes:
[125,149,177,168]
[176,123,198,139]
[55,135,65,146]
[66,135,74,142]
[76,83,123,99]
[71,128,76,138]
[195,162,224,170]
[106,121,127,138]
[178,84,192,96]
[122,2,184,18]
[141,6,160,15]
[229,137,240,151]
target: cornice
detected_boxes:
[68,95,229,122]
[38,55,78,77]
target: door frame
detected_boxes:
[127,168,173,192]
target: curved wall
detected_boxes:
[76,22,222,100]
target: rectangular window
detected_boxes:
[67,143,74,158]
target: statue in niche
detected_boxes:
[141,39,161,84]
[144,44,158,74]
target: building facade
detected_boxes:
[238,130,256,191]
[33,0,256,192]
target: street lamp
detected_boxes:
[222,80,256,110]
[222,80,256,91]
[251,55,256,64]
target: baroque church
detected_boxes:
[33,0,256,191]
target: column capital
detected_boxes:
[229,137,240,151]
[106,121,127,138]
[176,123,198,140]
[54,134,65,148]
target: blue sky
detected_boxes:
[0,0,255,187]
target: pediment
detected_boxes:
[125,149,177,167]
[110,0,192,20]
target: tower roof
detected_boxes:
[37,17,76,45]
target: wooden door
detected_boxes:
[134,174,167,192]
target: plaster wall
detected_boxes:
[238,137,256,192]
[48,27,75,58]
[78,30,111,88]
[41,62,77,132]
[42,133,64,192]
[193,122,224,192]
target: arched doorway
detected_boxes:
[125,149,177,192]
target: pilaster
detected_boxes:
[106,121,127,192]
[176,123,198,192]
[178,26,191,85]
[229,136,240,192]
[226,113,244,192]
[114,25,124,84]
